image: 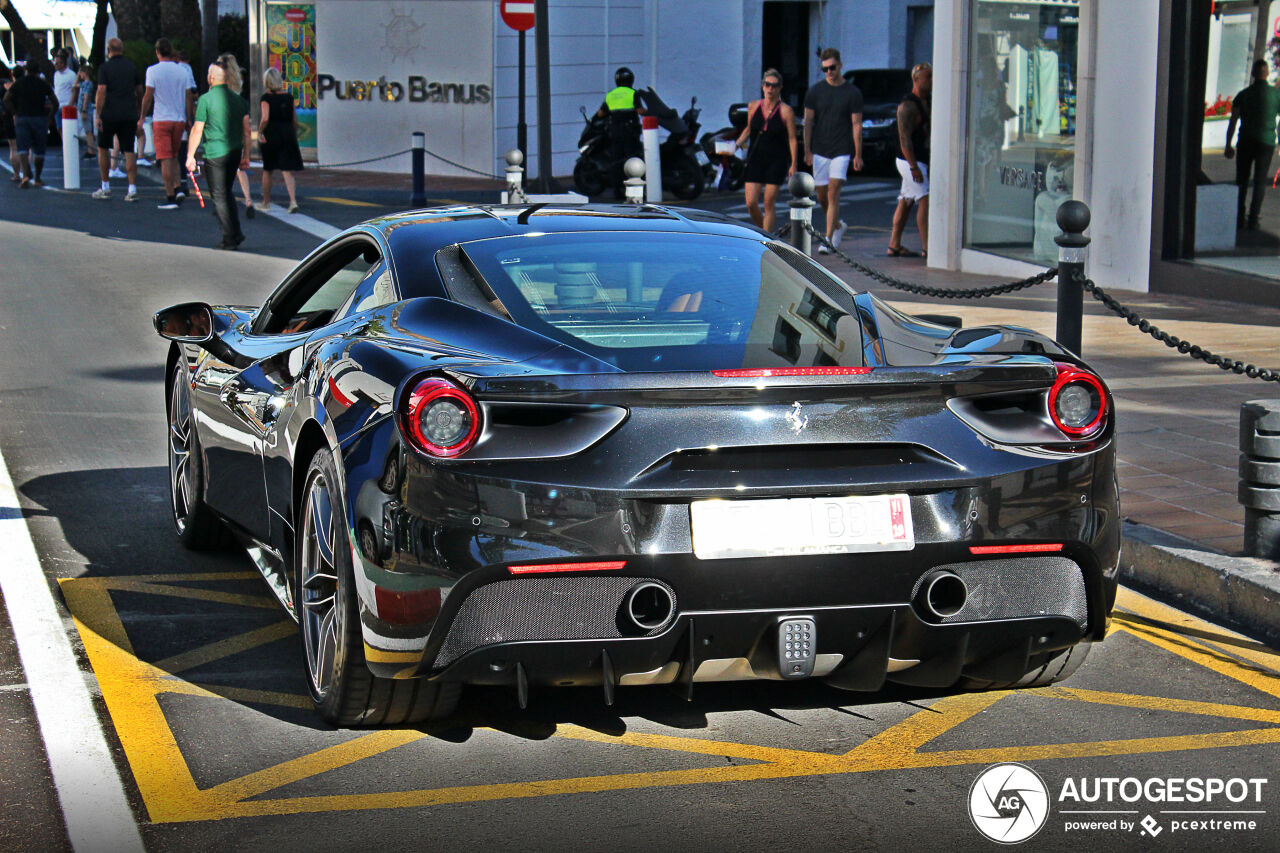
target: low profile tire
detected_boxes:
[296,449,459,726]
[960,642,1091,691]
[573,160,607,197]
[167,359,231,550]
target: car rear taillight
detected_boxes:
[1048,363,1108,438]
[402,376,481,458]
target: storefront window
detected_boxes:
[963,0,1079,265]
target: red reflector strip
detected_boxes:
[968,544,1064,555]
[711,367,873,378]
[328,375,355,409]
[508,560,627,574]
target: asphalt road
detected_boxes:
[1,158,1279,853]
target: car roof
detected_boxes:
[360,203,769,249]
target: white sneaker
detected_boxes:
[125,190,138,202]
[109,168,126,179]
[136,157,153,167]
[91,188,111,200]
[817,243,831,255]
[831,220,847,248]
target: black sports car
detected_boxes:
[155,203,1118,726]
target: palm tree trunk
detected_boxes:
[0,0,43,64]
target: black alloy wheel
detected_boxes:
[296,449,459,726]
[167,358,230,549]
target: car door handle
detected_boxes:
[345,320,371,337]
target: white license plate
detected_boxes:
[690,494,914,560]
[694,149,710,165]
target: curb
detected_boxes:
[1120,520,1280,646]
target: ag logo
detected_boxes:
[968,763,1050,844]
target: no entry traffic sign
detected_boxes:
[500,0,535,31]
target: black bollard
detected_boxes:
[1054,200,1090,356]
[788,172,815,256]
[411,131,426,208]
[1239,400,1280,558]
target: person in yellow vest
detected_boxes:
[596,67,645,191]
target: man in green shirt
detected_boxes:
[185,59,250,249]
[1225,59,1280,230]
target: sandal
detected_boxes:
[887,245,920,257]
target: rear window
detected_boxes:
[449,232,866,372]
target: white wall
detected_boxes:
[494,0,653,178]
[316,0,493,176]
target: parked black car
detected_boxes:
[156,203,1119,727]
[844,68,914,174]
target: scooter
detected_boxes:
[699,102,750,192]
[572,88,706,200]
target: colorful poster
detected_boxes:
[266,3,317,150]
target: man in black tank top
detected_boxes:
[888,63,932,258]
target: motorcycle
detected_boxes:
[572,88,706,201]
[699,102,750,193]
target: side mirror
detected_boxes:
[154,302,215,343]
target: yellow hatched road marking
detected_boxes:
[309,196,383,208]
[58,574,1280,822]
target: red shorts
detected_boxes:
[153,120,186,160]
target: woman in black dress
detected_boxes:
[258,67,303,213]
[735,68,797,232]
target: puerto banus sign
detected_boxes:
[316,74,491,104]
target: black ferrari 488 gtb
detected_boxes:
[155,203,1118,726]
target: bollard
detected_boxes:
[642,115,663,203]
[623,157,646,204]
[504,148,527,204]
[61,105,79,190]
[788,172,815,256]
[410,131,426,207]
[1239,400,1280,558]
[1054,200,1090,357]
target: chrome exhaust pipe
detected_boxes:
[915,571,968,620]
[624,582,675,632]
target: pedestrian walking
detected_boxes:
[216,54,258,218]
[76,62,96,156]
[0,63,18,181]
[186,58,250,249]
[3,62,58,188]
[140,38,195,210]
[735,68,797,233]
[93,38,142,201]
[803,48,864,254]
[1224,59,1280,230]
[257,67,303,213]
[50,51,75,143]
[888,62,932,257]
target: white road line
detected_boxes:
[261,205,341,241]
[0,447,146,853]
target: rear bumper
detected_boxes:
[350,444,1120,684]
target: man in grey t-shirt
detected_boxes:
[804,47,863,253]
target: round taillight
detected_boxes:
[403,377,480,458]
[1048,363,1107,438]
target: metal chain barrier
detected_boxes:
[802,222,1058,298]
[1078,271,1280,382]
[305,147,503,179]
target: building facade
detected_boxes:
[930,0,1280,306]
[245,0,932,178]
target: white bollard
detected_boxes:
[623,157,646,204]
[504,148,527,204]
[642,114,662,202]
[61,106,80,189]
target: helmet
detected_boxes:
[614,67,634,87]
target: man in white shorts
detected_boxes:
[803,48,863,253]
[888,63,932,258]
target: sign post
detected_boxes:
[499,1,535,160]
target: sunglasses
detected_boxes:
[822,63,839,72]
[763,80,780,88]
